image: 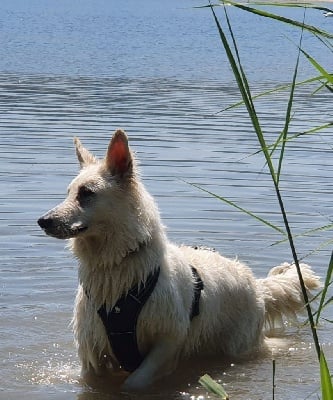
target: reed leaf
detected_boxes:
[249,123,333,160]
[277,9,308,184]
[217,75,330,114]
[187,181,285,235]
[316,251,333,325]
[279,123,333,142]
[214,1,333,39]
[272,224,333,247]
[277,30,302,184]
[271,228,333,250]
[208,1,322,359]
[319,295,333,315]
[313,31,333,53]
[209,3,278,184]
[199,374,229,399]
[320,350,333,400]
[251,2,333,14]
[298,48,333,84]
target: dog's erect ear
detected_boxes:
[74,137,96,168]
[106,129,133,177]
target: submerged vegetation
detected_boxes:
[196,1,333,398]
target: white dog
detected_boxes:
[38,129,320,391]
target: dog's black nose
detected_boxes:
[37,216,53,230]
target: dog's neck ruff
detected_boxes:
[88,265,204,372]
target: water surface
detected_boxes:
[0,1,332,399]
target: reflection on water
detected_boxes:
[0,0,332,398]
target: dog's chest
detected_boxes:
[80,263,203,373]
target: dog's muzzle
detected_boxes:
[37,212,88,239]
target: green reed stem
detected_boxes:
[273,181,321,359]
[209,1,322,359]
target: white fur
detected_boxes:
[38,130,321,391]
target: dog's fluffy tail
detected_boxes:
[258,262,321,332]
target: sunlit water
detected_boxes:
[0,1,332,399]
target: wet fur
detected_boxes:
[38,130,321,391]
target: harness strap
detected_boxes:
[92,265,204,373]
[97,267,160,372]
[190,266,204,320]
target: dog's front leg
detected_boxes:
[122,337,181,391]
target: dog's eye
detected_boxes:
[77,186,95,206]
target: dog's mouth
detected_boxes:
[37,217,88,239]
[75,225,88,235]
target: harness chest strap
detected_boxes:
[97,267,160,372]
[91,265,204,372]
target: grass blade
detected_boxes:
[215,1,333,39]
[209,2,277,184]
[186,181,285,235]
[217,75,331,114]
[316,251,333,325]
[299,48,333,84]
[320,350,333,400]
[250,123,333,159]
[276,8,305,184]
[199,374,229,399]
[272,223,333,246]
[250,2,333,14]
[208,0,323,360]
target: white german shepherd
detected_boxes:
[38,129,320,391]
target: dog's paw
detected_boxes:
[122,373,152,392]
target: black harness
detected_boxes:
[90,266,204,372]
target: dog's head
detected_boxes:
[37,129,141,240]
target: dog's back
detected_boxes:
[173,247,320,358]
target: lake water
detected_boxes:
[0,0,332,399]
